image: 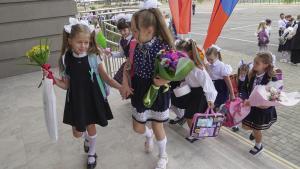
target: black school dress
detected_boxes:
[291,23,300,64]
[131,37,171,124]
[170,81,190,109]
[184,87,208,119]
[241,73,277,130]
[63,50,113,132]
[113,36,134,84]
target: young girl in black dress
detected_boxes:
[44,20,122,169]
[105,14,134,83]
[206,46,235,109]
[242,52,277,155]
[122,5,174,169]
[175,39,217,143]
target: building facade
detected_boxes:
[0,0,77,78]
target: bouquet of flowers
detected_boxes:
[25,39,58,141]
[143,49,195,108]
[267,86,282,102]
[248,81,300,107]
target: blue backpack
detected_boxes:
[87,54,110,99]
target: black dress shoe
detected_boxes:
[232,126,239,132]
[87,154,97,169]
[185,136,199,143]
[249,133,255,141]
[84,139,89,153]
[249,145,263,155]
[169,117,186,125]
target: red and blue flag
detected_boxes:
[169,0,192,34]
[203,0,239,50]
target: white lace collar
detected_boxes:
[73,51,87,58]
[256,72,265,78]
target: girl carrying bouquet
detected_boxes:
[44,19,122,169]
[121,1,173,168]
[241,52,277,155]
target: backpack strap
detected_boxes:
[129,39,137,77]
[88,54,107,99]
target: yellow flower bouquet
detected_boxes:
[25,39,58,141]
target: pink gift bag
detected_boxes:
[219,98,250,127]
[190,108,225,138]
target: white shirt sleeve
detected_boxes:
[195,68,218,102]
[62,54,66,66]
[111,47,125,58]
[221,64,233,77]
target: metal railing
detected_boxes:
[79,7,138,77]
[101,21,124,77]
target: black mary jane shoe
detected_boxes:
[249,133,255,141]
[185,136,199,143]
[87,154,98,169]
[169,117,186,126]
[84,139,89,153]
[232,126,239,132]
[249,145,263,156]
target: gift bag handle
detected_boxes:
[205,108,217,118]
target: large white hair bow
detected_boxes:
[113,13,132,22]
[211,44,222,52]
[64,17,95,33]
[139,0,162,10]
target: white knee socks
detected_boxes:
[143,126,153,138]
[157,137,167,158]
[82,131,88,140]
[170,106,184,118]
[87,134,97,164]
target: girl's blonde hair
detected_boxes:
[132,8,174,48]
[257,21,267,33]
[205,46,222,61]
[59,24,101,73]
[249,52,275,80]
[175,39,203,66]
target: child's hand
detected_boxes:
[153,76,170,87]
[208,101,214,109]
[121,84,134,99]
[230,95,236,101]
[104,50,112,57]
[243,100,251,107]
[42,68,49,78]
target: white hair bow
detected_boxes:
[211,44,222,52]
[113,13,132,22]
[64,17,95,34]
[140,0,162,10]
[238,59,253,70]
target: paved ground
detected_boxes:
[0,71,297,169]
[188,3,300,166]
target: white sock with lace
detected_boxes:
[143,126,153,138]
[82,131,88,140]
[87,134,97,164]
[170,106,184,118]
[255,142,262,149]
[157,137,167,158]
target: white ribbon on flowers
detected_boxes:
[139,0,162,10]
[211,44,222,52]
[64,17,95,33]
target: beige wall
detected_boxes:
[0,0,77,78]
